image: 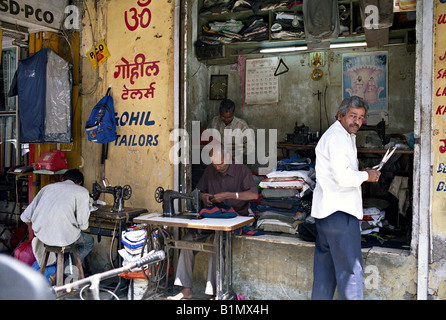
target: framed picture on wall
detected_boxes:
[342,51,388,125]
[209,75,228,100]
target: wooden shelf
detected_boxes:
[196,0,414,63]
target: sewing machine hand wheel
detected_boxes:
[122,185,132,200]
[154,186,164,203]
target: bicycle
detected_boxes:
[52,249,165,300]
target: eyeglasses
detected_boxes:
[346,113,365,122]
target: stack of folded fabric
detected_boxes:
[254,192,312,235]
[209,20,245,33]
[241,18,269,42]
[271,12,305,40]
[200,0,290,15]
[260,156,315,197]
[200,0,232,15]
[253,156,315,235]
[201,20,244,44]
[199,16,270,45]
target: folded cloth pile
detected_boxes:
[200,203,238,218]
[259,156,315,198]
[253,156,315,235]
[200,0,290,15]
[199,16,270,45]
[271,12,305,40]
[360,207,385,235]
[254,194,312,234]
[241,18,269,41]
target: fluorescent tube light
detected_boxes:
[260,46,308,53]
[329,41,368,49]
[259,42,367,54]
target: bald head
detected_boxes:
[208,142,231,174]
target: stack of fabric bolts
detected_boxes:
[253,156,315,235]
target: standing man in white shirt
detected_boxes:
[311,96,381,300]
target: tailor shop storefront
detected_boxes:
[77,0,446,300]
[2,0,446,301]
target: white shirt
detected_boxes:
[21,180,91,247]
[311,120,369,220]
[207,116,255,155]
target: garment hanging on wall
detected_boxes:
[302,0,340,50]
[359,0,394,47]
[16,48,72,143]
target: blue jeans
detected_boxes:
[311,211,363,300]
[72,232,94,266]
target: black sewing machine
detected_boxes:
[286,122,310,145]
[92,181,132,212]
[154,186,201,219]
[359,119,390,146]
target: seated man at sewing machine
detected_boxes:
[20,169,94,283]
[169,142,258,300]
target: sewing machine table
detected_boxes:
[134,213,254,300]
[88,206,148,294]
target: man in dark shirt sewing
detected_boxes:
[168,143,258,300]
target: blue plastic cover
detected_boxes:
[17,48,47,142]
[17,48,72,143]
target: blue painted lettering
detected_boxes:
[114,134,159,147]
[115,111,155,127]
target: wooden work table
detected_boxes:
[135,213,254,231]
[89,205,148,221]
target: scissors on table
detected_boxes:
[372,146,397,171]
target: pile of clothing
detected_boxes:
[252,156,315,235]
[200,0,292,16]
[200,17,269,45]
[360,207,385,235]
[271,12,305,40]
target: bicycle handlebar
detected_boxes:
[52,249,166,295]
[135,250,165,268]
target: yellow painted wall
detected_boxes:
[432,2,446,238]
[431,1,446,299]
[80,0,175,211]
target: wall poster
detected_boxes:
[342,51,388,125]
[245,57,279,105]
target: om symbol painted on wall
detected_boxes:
[125,0,151,31]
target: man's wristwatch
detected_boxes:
[235,192,239,199]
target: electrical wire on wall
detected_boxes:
[323,85,329,130]
[80,0,100,96]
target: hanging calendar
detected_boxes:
[245,57,279,105]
